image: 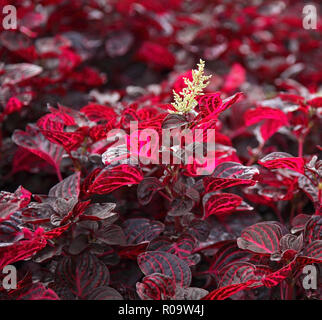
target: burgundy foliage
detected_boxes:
[0,0,321,300]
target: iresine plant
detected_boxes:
[0,57,320,301]
[0,0,321,301]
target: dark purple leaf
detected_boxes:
[174,287,209,300]
[218,262,258,287]
[17,283,59,300]
[49,172,81,199]
[168,198,194,217]
[209,241,250,277]
[237,222,283,254]
[211,162,259,180]
[86,286,123,300]
[123,218,164,244]
[54,252,110,299]
[95,223,126,246]
[137,177,163,206]
[162,114,189,129]
[302,240,322,261]
[304,215,322,243]
[136,273,176,300]
[138,251,192,287]
[82,203,117,221]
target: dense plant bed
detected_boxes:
[0,0,321,300]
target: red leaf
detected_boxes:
[89,123,114,142]
[222,63,246,92]
[88,165,143,195]
[204,256,298,299]
[37,113,72,129]
[0,186,31,220]
[12,125,64,180]
[80,104,117,122]
[136,41,175,69]
[70,66,105,86]
[12,147,53,175]
[204,193,243,218]
[0,229,47,270]
[59,200,91,226]
[173,71,193,94]
[259,152,305,174]
[196,92,222,118]
[221,92,244,114]
[244,107,289,127]
[196,92,243,121]
[202,279,258,300]
[44,223,71,240]
[279,94,304,104]
[40,127,87,152]
[4,97,23,115]
[204,177,256,193]
[46,105,79,126]
[259,119,285,142]
[307,97,322,108]
[37,112,88,152]
[244,107,289,141]
[139,113,168,131]
[261,259,297,288]
[81,168,102,197]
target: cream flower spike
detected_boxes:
[169,59,212,115]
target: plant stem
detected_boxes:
[286,281,294,300]
[275,207,285,225]
[158,190,172,202]
[247,142,264,166]
[174,216,182,232]
[280,283,284,300]
[298,137,303,158]
[56,168,63,181]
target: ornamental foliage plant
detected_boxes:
[0,0,321,300]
